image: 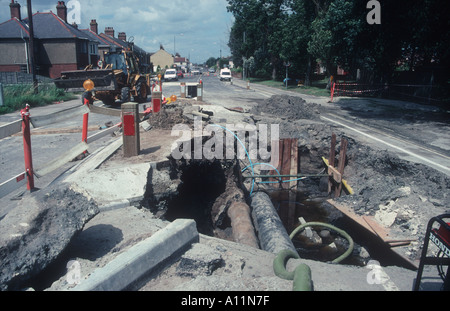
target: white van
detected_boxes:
[219,69,232,81]
[164,69,178,81]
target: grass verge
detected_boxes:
[0,84,76,115]
[248,78,331,97]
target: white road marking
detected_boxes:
[321,115,450,175]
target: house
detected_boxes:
[98,26,152,74]
[174,56,189,72]
[0,1,152,78]
[150,45,174,72]
[0,1,95,78]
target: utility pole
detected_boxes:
[26,0,38,94]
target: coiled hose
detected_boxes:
[273,222,354,291]
[289,222,354,264]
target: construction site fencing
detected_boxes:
[329,82,447,107]
[0,101,122,199]
[0,72,53,85]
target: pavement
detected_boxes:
[1,78,447,293]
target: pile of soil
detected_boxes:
[146,102,193,130]
[251,95,321,121]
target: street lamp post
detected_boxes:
[174,33,184,56]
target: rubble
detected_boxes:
[0,184,98,290]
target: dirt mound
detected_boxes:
[146,102,193,130]
[251,95,321,121]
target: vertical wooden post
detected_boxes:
[288,138,298,232]
[328,133,336,194]
[335,138,348,198]
[121,103,140,158]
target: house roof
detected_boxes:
[0,12,90,41]
[99,33,148,56]
[26,12,89,40]
[100,33,127,49]
[0,18,29,39]
[80,29,106,45]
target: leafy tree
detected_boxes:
[227,0,450,87]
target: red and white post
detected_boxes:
[81,91,92,153]
[330,82,336,103]
[20,104,34,191]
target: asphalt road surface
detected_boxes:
[1,74,449,215]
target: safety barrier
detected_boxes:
[329,82,442,105]
[329,82,388,102]
[0,100,122,199]
[0,86,178,199]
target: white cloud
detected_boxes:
[0,0,233,63]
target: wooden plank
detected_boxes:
[86,123,121,144]
[327,165,342,183]
[270,139,283,185]
[30,105,89,128]
[0,119,22,140]
[328,199,418,269]
[322,157,353,195]
[328,199,390,240]
[335,138,348,197]
[289,138,299,189]
[288,138,298,231]
[34,142,89,178]
[89,105,122,117]
[281,139,292,189]
[328,133,336,193]
[329,133,336,167]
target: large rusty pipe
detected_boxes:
[250,191,296,254]
[227,202,259,249]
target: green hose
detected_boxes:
[273,222,353,291]
[273,249,312,291]
[273,249,299,280]
[289,222,354,264]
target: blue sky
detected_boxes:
[0,0,234,63]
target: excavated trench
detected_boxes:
[141,134,410,268]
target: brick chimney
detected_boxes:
[105,27,115,37]
[10,1,21,20]
[56,1,67,23]
[90,19,98,34]
[118,32,126,42]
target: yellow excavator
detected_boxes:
[54,44,151,106]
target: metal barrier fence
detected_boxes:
[0,72,52,85]
[329,82,447,107]
[0,101,122,199]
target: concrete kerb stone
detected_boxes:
[71,218,199,291]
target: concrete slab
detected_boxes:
[72,218,199,291]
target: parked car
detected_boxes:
[164,69,178,81]
[177,70,184,79]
